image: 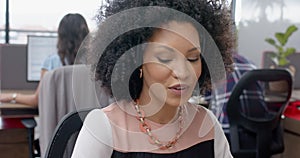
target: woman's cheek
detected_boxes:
[144,63,172,82]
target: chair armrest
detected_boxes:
[21,118,37,129]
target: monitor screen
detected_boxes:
[27,35,58,82]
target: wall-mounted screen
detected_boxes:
[27,35,58,82]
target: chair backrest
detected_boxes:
[45,108,94,158]
[38,64,112,157]
[226,69,293,158]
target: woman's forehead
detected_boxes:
[149,21,201,48]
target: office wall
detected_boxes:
[0,44,38,90]
[262,52,300,89]
[238,23,300,67]
[236,0,300,68]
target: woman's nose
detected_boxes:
[171,60,191,80]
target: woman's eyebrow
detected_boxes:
[155,45,175,52]
[154,45,201,54]
[187,47,201,53]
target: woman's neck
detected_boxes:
[137,98,180,124]
[137,88,183,124]
[146,105,179,124]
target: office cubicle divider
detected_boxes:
[0,44,38,90]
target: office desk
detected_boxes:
[292,89,300,100]
[265,89,300,102]
[0,90,38,118]
[0,103,38,118]
[0,90,36,158]
[278,89,300,158]
[0,117,30,158]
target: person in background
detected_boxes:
[204,52,267,140]
[71,0,235,157]
[0,13,89,106]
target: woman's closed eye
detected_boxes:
[157,56,173,63]
[187,56,200,62]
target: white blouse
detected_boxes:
[71,101,233,158]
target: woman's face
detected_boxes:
[141,21,202,107]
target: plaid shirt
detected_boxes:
[205,54,267,134]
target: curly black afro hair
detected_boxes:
[89,0,236,101]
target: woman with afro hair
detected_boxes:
[72,0,235,157]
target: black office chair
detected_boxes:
[44,108,95,158]
[226,69,293,158]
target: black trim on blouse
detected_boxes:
[111,139,214,158]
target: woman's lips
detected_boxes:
[168,84,189,96]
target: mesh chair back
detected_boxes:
[226,69,293,158]
[45,108,95,158]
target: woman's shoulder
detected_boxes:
[187,103,220,139]
[84,108,109,125]
[84,102,120,122]
[83,108,113,137]
[45,53,60,60]
[190,103,216,120]
[42,53,62,70]
[101,102,119,112]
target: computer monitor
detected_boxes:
[26,35,58,82]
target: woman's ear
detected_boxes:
[129,66,144,100]
[139,68,143,79]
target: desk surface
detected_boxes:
[292,89,300,101]
[0,89,298,117]
[0,117,26,129]
[0,90,38,118]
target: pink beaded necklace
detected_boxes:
[133,101,184,150]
